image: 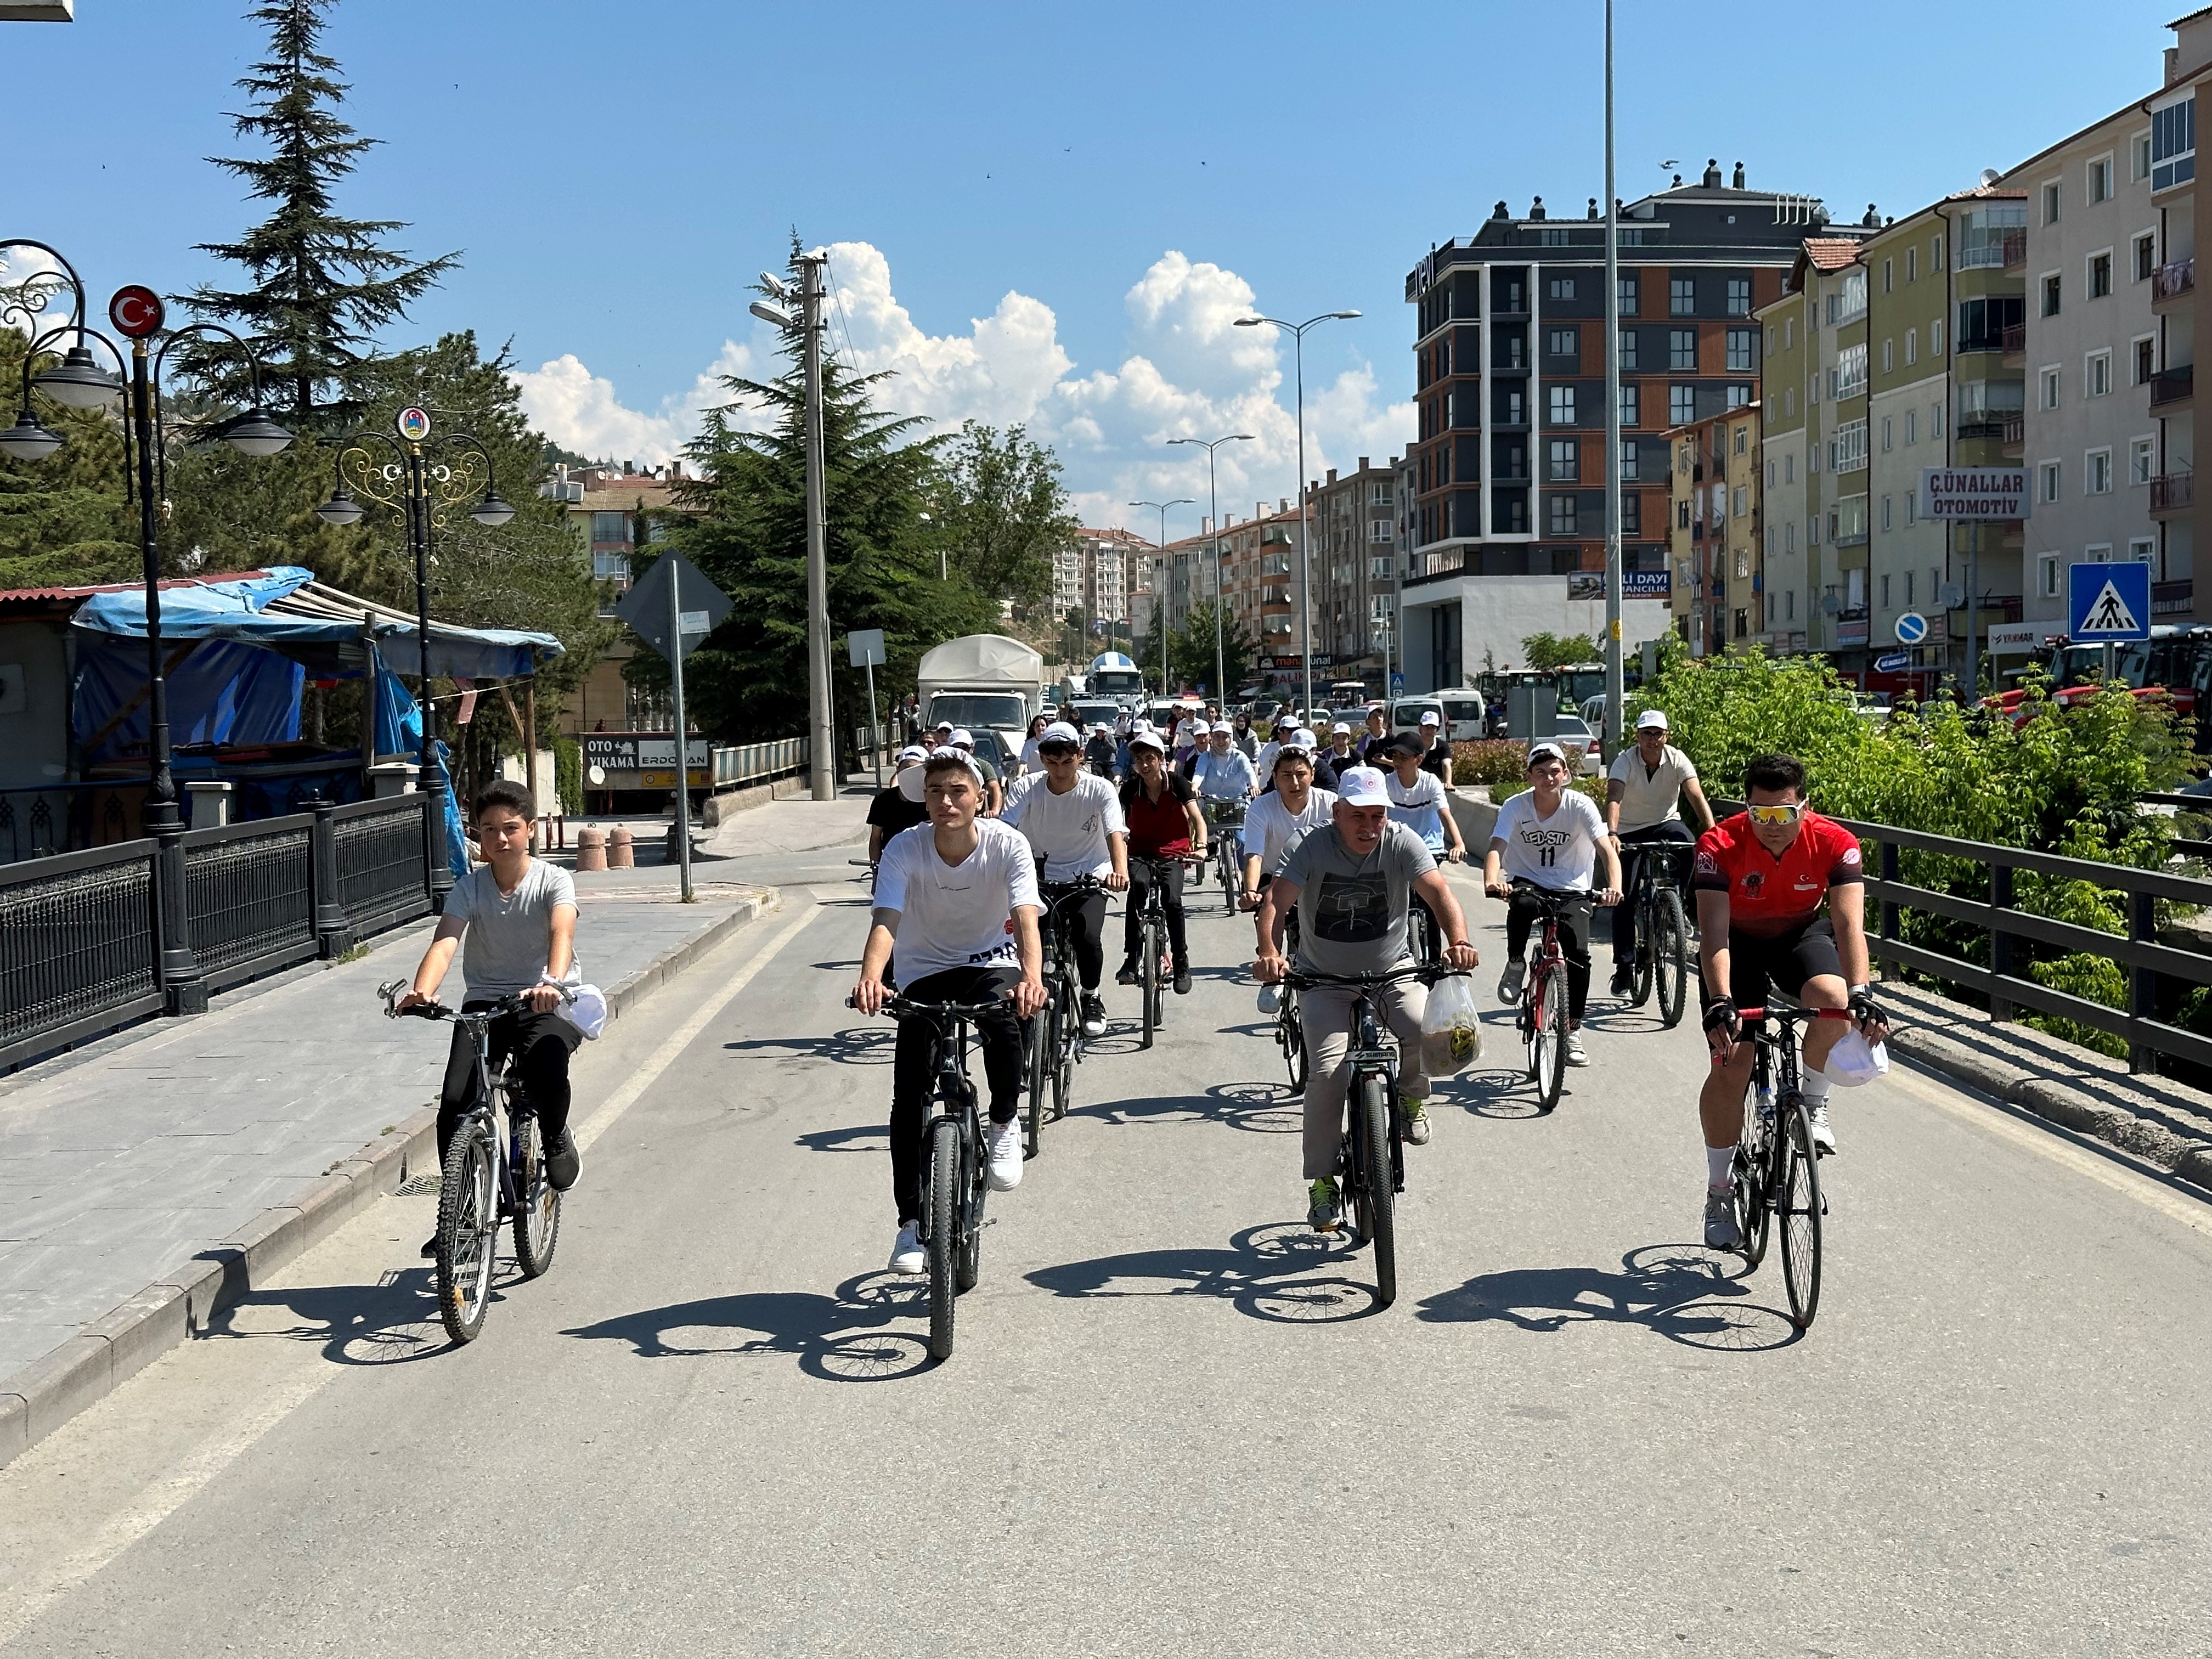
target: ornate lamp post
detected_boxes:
[316,407,515,901]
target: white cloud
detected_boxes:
[0,245,80,341]
[510,244,1413,524]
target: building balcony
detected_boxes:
[2154,259,2196,304]
[2152,365,2196,410]
[2155,579,2195,616]
[2152,471,2194,515]
[2002,415,2023,450]
[1949,594,2024,624]
[1959,231,2028,271]
[2000,323,2025,356]
[1957,415,2018,443]
[1832,529,1870,549]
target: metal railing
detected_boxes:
[332,795,433,932]
[2154,258,2196,301]
[184,814,317,989]
[1957,232,2027,270]
[2152,365,2195,408]
[710,736,810,790]
[2152,471,2194,512]
[0,780,150,867]
[0,840,163,1072]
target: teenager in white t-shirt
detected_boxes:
[1002,721,1128,1036]
[1239,740,1337,1014]
[1602,708,1716,995]
[853,751,1047,1275]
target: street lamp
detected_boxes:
[1128,498,1192,696]
[1234,309,1358,715]
[1167,432,1254,703]
[317,409,513,902]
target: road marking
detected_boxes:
[572,898,818,1153]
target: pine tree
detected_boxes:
[180,0,458,426]
[0,329,135,589]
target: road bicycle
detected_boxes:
[1202,798,1246,914]
[1276,962,1460,1311]
[857,992,1003,1362]
[1724,1002,1848,1331]
[1620,835,1692,1026]
[1130,853,1198,1049]
[1504,879,1584,1114]
[379,978,573,1344]
[1026,874,1105,1157]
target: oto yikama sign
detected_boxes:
[1922,467,2027,521]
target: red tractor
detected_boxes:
[1983,625,2212,729]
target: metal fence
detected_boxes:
[0,840,165,1070]
[333,795,432,932]
[0,781,150,866]
[183,814,318,989]
[712,737,809,790]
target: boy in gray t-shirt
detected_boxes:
[398,780,584,1246]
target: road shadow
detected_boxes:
[1071,1079,1299,1135]
[194,1259,456,1365]
[1415,1243,1800,1351]
[1029,1221,1381,1324]
[560,1269,932,1381]
[726,1024,897,1066]
[794,1122,888,1154]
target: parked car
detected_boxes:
[1548,713,1604,776]
[1389,690,1487,742]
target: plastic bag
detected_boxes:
[1824,1028,1887,1087]
[1420,972,1483,1076]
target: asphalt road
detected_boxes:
[4,842,2210,1657]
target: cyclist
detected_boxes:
[852,748,1047,1276]
[396,780,584,1255]
[1383,732,1466,961]
[1604,709,1716,997]
[1325,721,1359,769]
[865,744,932,863]
[1483,741,1621,1068]
[947,728,1005,816]
[1692,753,1889,1249]
[1116,729,1207,996]
[1018,713,1051,776]
[1241,736,1335,1013]
[1414,709,1456,791]
[1002,721,1128,1039]
[1084,722,1118,780]
[1254,766,1480,1228]
[1194,721,1258,804]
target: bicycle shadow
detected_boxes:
[794,1122,888,1154]
[559,1270,933,1381]
[191,1260,454,1365]
[1028,1221,1382,1324]
[1415,1244,1800,1351]
[726,1025,897,1066]
[1073,1079,1299,1135]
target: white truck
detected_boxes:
[917,634,1045,767]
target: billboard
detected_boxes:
[1567,571,1671,601]
[1921,467,2028,521]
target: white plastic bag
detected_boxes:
[1420,972,1483,1076]
[1824,1028,1888,1086]
[555,979,608,1040]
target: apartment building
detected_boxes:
[1666,404,1764,655]
[1399,161,1826,688]
[1059,528,1143,636]
[1302,456,1402,684]
[541,462,690,736]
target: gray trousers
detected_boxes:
[1299,978,1430,1179]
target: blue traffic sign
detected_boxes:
[1389,672,1405,695]
[1874,650,1911,673]
[2068,560,2151,642]
[1893,611,1928,646]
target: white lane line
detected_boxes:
[571,898,819,1153]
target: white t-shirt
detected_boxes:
[1491,788,1609,892]
[1384,768,1451,851]
[874,818,1041,984]
[1244,788,1338,876]
[442,859,580,998]
[1607,742,1699,833]
[1001,770,1126,882]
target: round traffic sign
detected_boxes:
[1894,611,1928,646]
[396,406,432,441]
[108,285,163,338]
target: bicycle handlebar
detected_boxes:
[1732,1006,1853,1025]
[846,993,1011,1019]
[377,978,569,1024]
[1275,962,1468,991]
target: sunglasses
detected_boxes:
[1039,743,1079,759]
[1747,803,1804,825]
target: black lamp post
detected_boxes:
[2,241,294,1015]
[315,409,514,903]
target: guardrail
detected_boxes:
[0,780,150,867]
[0,839,165,1073]
[712,737,809,790]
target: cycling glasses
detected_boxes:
[1746,802,1804,825]
[1038,743,1080,759]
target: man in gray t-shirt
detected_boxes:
[1254,766,1479,1234]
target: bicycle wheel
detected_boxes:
[510,1108,561,1280]
[1355,1074,1397,1308]
[1141,918,1161,1048]
[1778,1097,1824,1329]
[925,1118,960,1361]
[1732,1083,1774,1269]
[434,1120,498,1345]
[1052,978,1076,1121]
[1629,891,1655,1007]
[1654,889,1689,1029]
[1024,1008,1051,1159]
[957,1124,987,1294]
[1531,963,1568,1114]
[1279,994,1307,1093]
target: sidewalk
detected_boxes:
[0,881,776,1441]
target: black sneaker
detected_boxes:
[1173,963,1192,995]
[1081,995,1107,1037]
[546,1130,582,1192]
[1115,961,1141,986]
[1610,965,1635,997]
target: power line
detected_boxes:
[822,251,862,371]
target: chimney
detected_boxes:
[1732,161,1746,189]
[669,459,683,480]
[1492,200,1510,220]
[1702,159,1723,188]
[1588,198,1599,219]
[1530,195,1547,219]
[1357,456,1369,470]
[1672,173,1683,189]
[1327,468,1338,484]
[1863,202,1881,228]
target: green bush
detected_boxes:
[1496,775,1607,806]
[1453,740,1526,787]
[552,736,582,815]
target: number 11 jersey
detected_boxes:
[1491,788,1606,893]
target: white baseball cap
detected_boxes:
[1331,721,1351,735]
[1419,710,1442,727]
[929,743,986,782]
[1130,729,1167,754]
[1187,719,1211,737]
[1636,708,1671,731]
[1334,765,1391,807]
[933,718,955,732]
[1526,741,1568,766]
[894,744,928,766]
[1276,729,1315,754]
[1042,721,1081,744]
[949,728,974,747]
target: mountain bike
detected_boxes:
[1203,799,1246,913]
[858,992,1003,1362]
[1505,879,1579,1114]
[1724,1002,1847,1331]
[1130,853,1196,1049]
[1276,962,1460,1310]
[1622,836,1692,1026]
[1026,875,1104,1156]
[379,978,574,1345]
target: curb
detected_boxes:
[0,887,781,1471]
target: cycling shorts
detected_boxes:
[1725,916,1841,1011]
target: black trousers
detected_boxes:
[1123,860,1189,969]
[1613,821,1697,962]
[1506,887,1595,1023]
[439,1003,582,1164]
[889,964,1024,1223]
[1042,884,1107,991]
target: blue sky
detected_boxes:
[3,1,2175,528]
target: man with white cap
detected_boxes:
[947,728,1003,816]
[1415,709,1455,791]
[1002,721,1128,1037]
[865,744,934,863]
[1604,708,1715,996]
[1327,721,1358,768]
[1484,741,1621,1067]
[1255,765,1479,1231]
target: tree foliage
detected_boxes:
[929,422,1077,608]
[0,329,136,589]
[1520,631,1602,673]
[1170,598,1257,698]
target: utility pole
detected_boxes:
[800,250,834,801]
[1601,0,1625,761]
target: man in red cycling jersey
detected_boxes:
[1691,752,1888,1251]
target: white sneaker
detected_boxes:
[1497,961,1525,1006]
[1807,1101,1836,1155]
[1257,984,1281,1015]
[986,1120,1024,1190]
[1564,1030,1589,1066]
[888,1221,923,1274]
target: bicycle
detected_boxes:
[1130,852,1198,1049]
[1503,879,1581,1114]
[379,978,574,1344]
[1275,962,1460,1310]
[855,992,1004,1362]
[1202,798,1246,913]
[1621,837,1692,1026]
[849,856,878,896]
[1025,874,1105,1157]
[1722,1002,1847,1330]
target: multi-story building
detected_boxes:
[2144,13,2209,628]
[1060,528,1144,641]
[1666,403,1764,654]
[1302,456,1402,686]
[1399,161,1831,688]
[542,462,690,735]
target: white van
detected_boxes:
[1390,690,1487,742]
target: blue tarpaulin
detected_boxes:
[72,633,304,763]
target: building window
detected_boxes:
[1931,402,1944,438]
[1933,233,1945,269]
[590,510,630,543]
[2132,435,2156,484]
[1620,444,1640,482]
[2136,232,2158,281]
[1726,385,1752,409]
[1906,490,1917,526]
[1931,319,1945,356]
[1785,454,1795,484]
[1905,410,1917,445]
[1726,278,1752,316]
[1905,327,1917,365]
[592,550,630,580]
[1547,438,1578,481]
[1808,515,1819,547]
[2041,460,2062,503]
[1882,338,1894,374]
[1784,317,1795,350]
[1733,486,1748,517]
[1548,385,1577,424]
[1831,419,1869,472]
[1726,328,1756,371]
[1547,494,1578,534]
[1617,329,1639,370]
[1907,246,1918,283]
[1881,416,1893,452]
[2041,366,2062,410]
[1671,276,1696,315]
[1621,494,1641,535]
[2041,272,2062,317]
[1541,227,1572,246]
[1370,482,1393,506]
[1548,275,1577,300]
[1618,274,1639,315]
[1618,383,1639,427]
[2153,96,2196,190]
[1368,520,1392,543]
[1882,258,1894,294]
[1547,326,1578,357]
[2090,156,2114,202]
[1669,385,1695,425]
[1786,523,1796,555]
[1668,329,1697,370]
[2044,180,2061,224]
[2086,449,2113,494]
[2090,251,2113,298]
[2040,552,2062,596]
[1734,424,1749,456]
[1835,342,1869,399]
[2130,536,2157,563]
[1881,572,1892,606]
[1766,459,1776,487]
[1677,499,1691,529]
[2087,350,2112,397]
[2136,132,2155,182]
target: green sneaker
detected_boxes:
[1307,1176,1343,1233]
[1401,1093,1431,1146]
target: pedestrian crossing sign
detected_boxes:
[2067,560,2151,643]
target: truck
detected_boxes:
[1086,651,1147,706]
[916,634,1046,761]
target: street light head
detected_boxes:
[470,490,517,527]
[1233,317,1262,328]
[1230,433,1255,442]
[1331,311,1363,320]
[314,488,365,527]
[32,343,122,410]
[758,272,789,298]
[0,409,64,462]
[749,301,793,329]
[219,405,295,458]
